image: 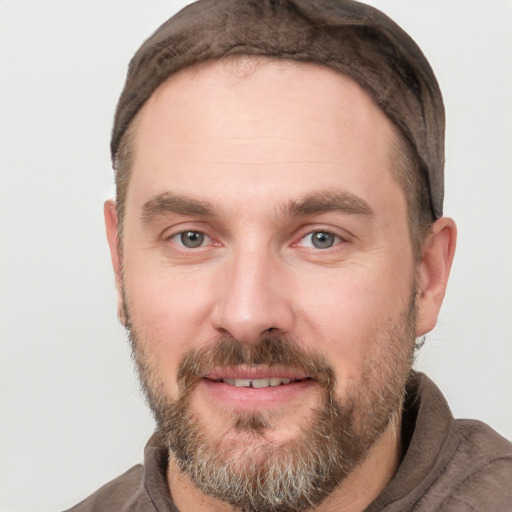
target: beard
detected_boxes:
[123,290,417,512]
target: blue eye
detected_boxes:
[176,231,206,248]
[299,231,340,249]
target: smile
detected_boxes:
[214,377,308,388]
[200,371,315,410]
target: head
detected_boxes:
[112,0,446,256]
[105,2,456,511]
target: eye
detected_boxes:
[172,230,208,249]
[298,231,341,249]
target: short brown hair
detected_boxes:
[112,0,442,255]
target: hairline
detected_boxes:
[114,57,433,259]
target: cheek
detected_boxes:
[294,261,414,386]
[122,262,216,391]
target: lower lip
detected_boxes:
[199,378,316,411]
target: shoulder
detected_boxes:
[428,419,512,511]
[64,464,149,512]
[454,419,512,481]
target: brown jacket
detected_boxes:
[66,373,512,511]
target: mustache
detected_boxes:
[177,336,336,393]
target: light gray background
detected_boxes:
[1,1,511,511]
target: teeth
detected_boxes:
[234,379,251,387]
[251,378,270,388]
[221,377,295,388]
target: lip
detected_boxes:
[204,365,310,381]
[199,368,316,411]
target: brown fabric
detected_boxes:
[110,0,445,218]
[65,372,512,511]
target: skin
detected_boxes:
[105,59,456,512]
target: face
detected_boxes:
[109,59,422,511]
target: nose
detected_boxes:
[210,245,295,344]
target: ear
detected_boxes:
[104,199,126,325]
[415,217,457,336]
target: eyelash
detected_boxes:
[167,230,213,249]
[295,230,343,250]
[165,228,345,252]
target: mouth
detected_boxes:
[206,376,310,388]
[199,368,317,411]
[203,366,312,386]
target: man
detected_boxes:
[68,0,512,511]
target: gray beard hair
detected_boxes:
[124,291,417,512]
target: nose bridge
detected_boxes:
[211,240,294,343]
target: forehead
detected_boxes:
[133,57,396,153]
[126,58,403,218]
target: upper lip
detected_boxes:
[204,366,311,381]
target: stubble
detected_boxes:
[123,289,417,512]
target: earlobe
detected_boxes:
[415,217,457,336]
[104,199,126,325]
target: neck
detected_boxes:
[167,419,401,512]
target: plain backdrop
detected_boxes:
[0,1,511,511]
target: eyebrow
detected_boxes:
[141,189,373,223]
[284,190,374,218]
[141,193,216,222]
